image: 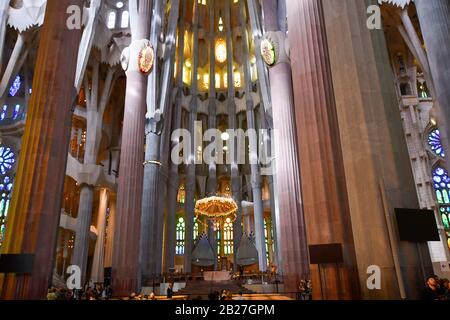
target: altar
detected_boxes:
[203,271,231,282]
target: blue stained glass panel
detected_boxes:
[0,147,15,175]
[428,129,445,158]
[9,76,21,97]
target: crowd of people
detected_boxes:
[46,274,450,300]
[47,284,113,300]
[423,275,450,300]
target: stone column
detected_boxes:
[415,0,450,164]
[265,50,309,286]
[90,188,109,283]
[140,0,166,286]
[286,0,360,299]
[112,0,153,296]
[164,4,186,270]
[238,0,267,272]
[0,0,9,69]
[322,0,433,299]
[72,184,94,285]
[243,206,252,236]
[104,193,116,268]
[225,0,242,271]
[206,4,217,257]
[0,0,84,300]
[184,0,200,274]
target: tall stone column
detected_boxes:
[286,0,360,299]
[72,184,94,284]
[112,0,153,296]
[90,188,109,283]
[104,193,116,268]
[0,0,9,69]
[322,0,433,299]
[415,0,450,163]
[224,0,242,271]
[0,0,84,300]
[140,0,166,286]
[238,0,267,272]
[257,0,309,285]
[184,0,200,274]
[164,1,186,272]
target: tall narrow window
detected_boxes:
[0,177,13,248]
[176,217,185,255]
[215,222,221,256]
[0,105,7,121]
[440,207,450,229]
[177,184,185,204]
[107,11,116,29]
[433,167,450,205]
[194,219,199,240]
[224,218,233,255]
[0,146,15,248]
[121,10,129,28]
[9,76,21,97]
[12,105,20,120]
[428,129,445,158]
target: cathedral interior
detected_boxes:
[0,0,449,300]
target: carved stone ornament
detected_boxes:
[120,46,130,71]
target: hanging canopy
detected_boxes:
[194,196,238,222]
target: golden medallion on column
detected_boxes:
[261,38,276,66]
[138,44,155,74]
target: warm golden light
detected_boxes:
[215,73,221,89]
[215,39,227,63]
[234,72,242,88]
[218,17,224,32]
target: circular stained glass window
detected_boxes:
[0,147,15,175]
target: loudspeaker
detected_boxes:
[104,267,112,278]
[395,208,440,242]
[104,267,112,286]
[309,244,343,264]
[0,254,34,273]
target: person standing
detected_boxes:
[167,283,174,299]
[423,276,444,300]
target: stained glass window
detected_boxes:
[107,11,116,29]
[13,105,20,120]
[194,219,199,240]
[224,218,233,255]
[433,167,450,205]
[215,39,227,64]
[215,222,221,255]
[0,175,13,248]
[177,184,186,204]
[440,207,450,229]
[1,105,7,121]
[176,217,185,255]
[428,129,445,158]
[9,76,21,97]
[121,11,129,28]
[0,146,15,175]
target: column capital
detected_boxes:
[145,109,164,135]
